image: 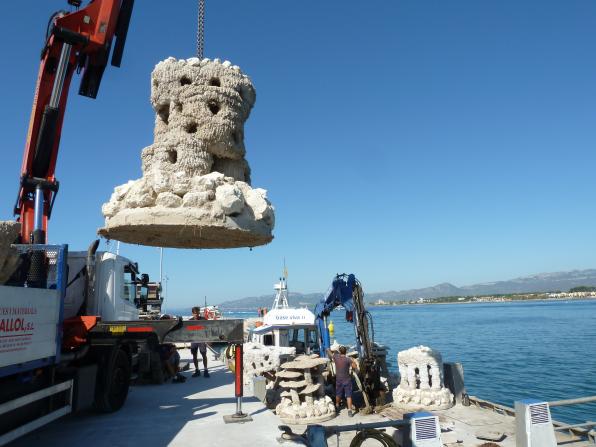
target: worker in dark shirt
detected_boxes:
[327,346,358,417]
[190,306,210,377]
[161,344,185,383]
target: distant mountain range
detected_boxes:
[213,269,596,310]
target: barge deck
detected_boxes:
[10,349,592,447]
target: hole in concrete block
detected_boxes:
[232,131,240,145]
[414,367,420,389]
[180,76,192,86]
[152,79,159,88]
[185,122,198,133]
[427,364,432,387]
[175,103,182,112]
[209,77,221,87]
[167,150,177,164]
[157,103,170,124]
[236,87,244,100]
[207,100,220,115]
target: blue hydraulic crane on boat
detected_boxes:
[314,274,385,410]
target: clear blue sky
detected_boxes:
[2,1,596,306]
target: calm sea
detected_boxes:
[226,299,596,423]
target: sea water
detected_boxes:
[228,299,596,423]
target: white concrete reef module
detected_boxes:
[392,345,454,411]
[242,342,296,389]
[99,57,275,248]
[275,354,336,424]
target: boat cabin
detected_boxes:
[250,307,319,354]
[249,276,320,354]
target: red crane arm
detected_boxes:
[15,0,134,244]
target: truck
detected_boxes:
[1,243,152,438]
[0,242,244,445]
[0,1,245,444]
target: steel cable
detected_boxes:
[197,0,205,58]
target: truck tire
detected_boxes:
[94,347,131,413]
[150,351,165,385]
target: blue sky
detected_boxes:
[2,1,596,306]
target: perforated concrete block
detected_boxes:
[99,58,274,248]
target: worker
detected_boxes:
[190,306,210,377]
[327,346,358,417]
[159,343,186,383]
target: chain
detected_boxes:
[197,0,205,59]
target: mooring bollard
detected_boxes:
[224,343,253,423]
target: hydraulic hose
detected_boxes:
[349,429,397,447]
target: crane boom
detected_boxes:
[314,274,386,411]
[14,0,134,245]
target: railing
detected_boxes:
[469,395,596,445]
[549,396,596,444]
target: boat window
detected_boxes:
[263,334,274,346]
[306,329,319,354]
[278,330,289,347]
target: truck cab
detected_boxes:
[64,251,141,321]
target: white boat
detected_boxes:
[249,274,319,354]
[202,305,222,320]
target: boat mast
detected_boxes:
[272,262,289,309]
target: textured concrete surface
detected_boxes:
[276,355,335,424]
[242,342,295,388]
[0,221,21,284]
[99,57,274,249]
[393,345,454,411]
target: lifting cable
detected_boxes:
[197,0,205,59]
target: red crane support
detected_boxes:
[14,0,134,245]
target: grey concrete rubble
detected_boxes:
[275,354,336,424]
[99,57,274,248]
[392,345,454,411]
[0,221,21,284]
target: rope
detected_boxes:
[349,429,398,447]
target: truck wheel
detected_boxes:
[94,347,131,413]
[150,351,165,385]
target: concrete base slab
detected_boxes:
[98,207,272,248]
[223,413,254,424]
